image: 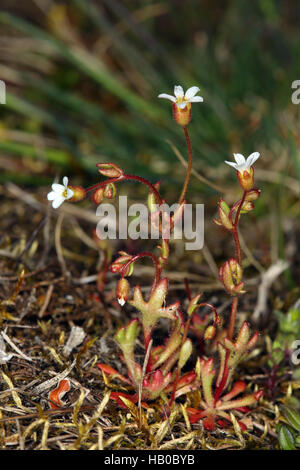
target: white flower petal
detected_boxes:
[174,85,184,99]
[246,152,260,168]
[63,176,69,187]
[51,183,65,193]
[66,188,74,199]
[52,197,65,209]
[47,191,57,201]
[185,86,200,100]
[189,96,204,103]
[225,160,238,169]
[158,93,176,103]
[233,153,246,166]
[118,298,125,306]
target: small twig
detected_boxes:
[38,284,54,318]
[0,267,48,283]
[1,330,34,362]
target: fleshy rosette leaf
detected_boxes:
[114,319,141,385]
[216,321,259,389]
[129,278,180,349]
[142,370,172,400]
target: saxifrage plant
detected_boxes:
[47,85,263,430]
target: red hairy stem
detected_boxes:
[178,127,192,205]
[227,191,247,341]
[194,302,220,326]
[120,251,161,292]
[231,190,247,264]
[85,174,164,206]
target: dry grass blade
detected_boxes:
[71,391,111,449]
[1,372,31,412]
[151,408,178,446]
[158,430,199,450]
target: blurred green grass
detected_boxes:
[0,0,299,197]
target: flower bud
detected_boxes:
[187,293,202,316]
[241,200,254,213]
[92,187,104,204]
[116,278,130,306]
[104,183,116,199]
[96,162,123,178]
[172,102,191,127]
[147,182,160,213]
[219,258,245,296]
[237,168,254,191]
[204,325,216,341]
[68,186,85,202]
[110,252,134,276]
[215,199,233,230]
[245,188,261,202]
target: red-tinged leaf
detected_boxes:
[216,419,229,428]
[238,421,248,431]
[217,417,248,431]
[177,371,197,388]
[247,331,259,350]
[110,391,138,408]
[236,406,251,413]
[222,381,246,402]
[96,363,131,384]
[254,390,263,401]
[203,416,215,431]
[188,413,207,424]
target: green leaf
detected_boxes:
[281,406,300,433]
[277,425,296,450]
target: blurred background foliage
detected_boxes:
[0,0,299,198]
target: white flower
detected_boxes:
[225,152,260,173]
[47,176,74,209]
[158,85,203,109]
